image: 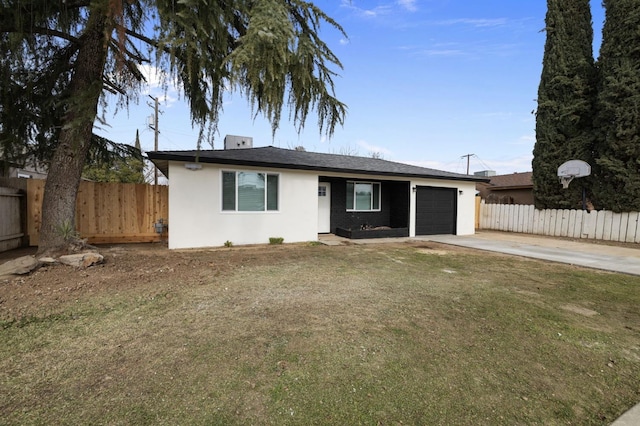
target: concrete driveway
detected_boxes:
[426,231,640,276]
[320,230,640,276]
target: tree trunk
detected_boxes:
[38,11,110,255]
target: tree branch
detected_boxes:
[0,24,80,44]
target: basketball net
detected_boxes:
[560,175,574,189]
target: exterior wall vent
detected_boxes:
[224,135,253,150]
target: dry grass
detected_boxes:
[1,242,639,425]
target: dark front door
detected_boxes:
[415,186,457,235]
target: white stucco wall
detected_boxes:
[166,162,479,249]
[453,180,478,235]
[167,162,318,249]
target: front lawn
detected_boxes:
[1,242,639,424]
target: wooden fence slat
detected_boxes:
[602,211,613,241]
[0,187,24,252]
[26,181,168,246]
[559,209,569,237]
[629,212,640,243]
[506,204,514,232]
[572,210,583,238]
[515,205,523,233]
[477,203,640,245]
[612,213,623,242]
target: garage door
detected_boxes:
[415,186,457,235]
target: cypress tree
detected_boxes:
[592,0,640,212]
[532,0,596,209]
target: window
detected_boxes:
[318,185,327,197]
[222,171,279,211]
[346,181,380,211]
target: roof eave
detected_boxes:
[147,152,490,183]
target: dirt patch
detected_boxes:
[0,241,485,322]
[561,304,600,317]
[0,243,311,321]
[417,248,450,256]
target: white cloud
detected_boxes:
[513,134,535,146]
[357,139,393,156]
[405,153,533,176]
[475,111,515,119]
[138,64,180,108]
[436,18,509,28]
[137,64,165,88]
[420,49,465,57]
[476,154,533,174]
[340,0,393,18]
[397,0,418,12]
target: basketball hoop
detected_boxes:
[557,160,590,190]
[560,175,574,189]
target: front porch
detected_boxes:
[318,233,419,246]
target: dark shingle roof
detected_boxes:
[147,146,488,182]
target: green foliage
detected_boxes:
[591,0,640,211]
[534,0,640,212]
[55,219,79,242]
[83,134,146,183]
[532,0,596,209]
[224,240,233,248]
[269,237,284,245]
[0,0,347,250]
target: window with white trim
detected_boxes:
[222,171,279,211]
[346,181,380,211]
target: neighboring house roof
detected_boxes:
[147,146,489,182]
[482,171,533,191]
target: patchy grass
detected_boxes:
[1,242,639,425]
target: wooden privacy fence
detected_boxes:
[27,180,168,246]
[0,186,25,252]
[478,200,640,243]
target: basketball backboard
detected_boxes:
[557,160,591,178]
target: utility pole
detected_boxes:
[461,153,475,175]
[148,95,160,185]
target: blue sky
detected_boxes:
[95,0,605,176]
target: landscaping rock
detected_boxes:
[0,255,40,277]
[58,253,104,268]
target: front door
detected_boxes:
[318,182,331,233]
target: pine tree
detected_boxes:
[592,0,640,212]
[532,0,596,209]
[0,0,347,254]
[83,131,146,183]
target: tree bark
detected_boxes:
[38,10,110,255]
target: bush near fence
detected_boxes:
[478,200,640,243]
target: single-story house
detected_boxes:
[476,171,533,205]
[147,144,489,249]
